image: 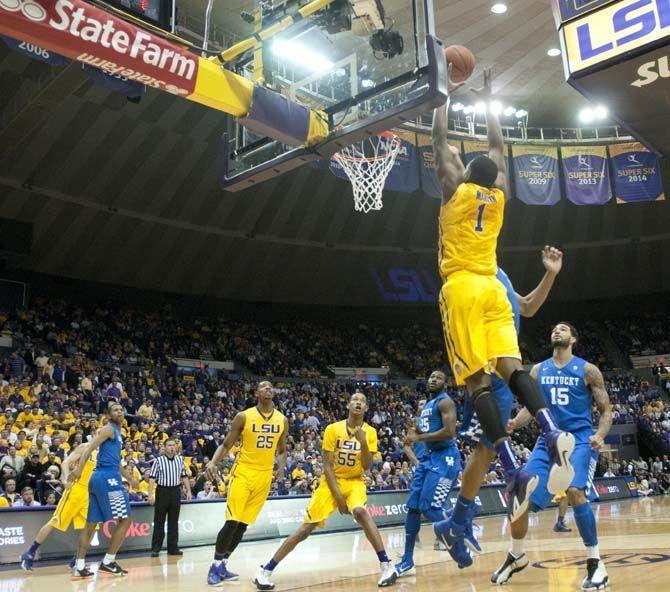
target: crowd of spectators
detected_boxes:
[0,297,669,511]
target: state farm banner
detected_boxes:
[463,140,510,174]
[416,134,461,199]
[0,479,633,564]
[561,145,612,205]
[0,0,197,96]
[609,142,665,204]
[512,145,561,205]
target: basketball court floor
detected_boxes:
[4,497,670,592]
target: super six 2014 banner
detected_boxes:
[609,142,665,204]
[561,145,612,205]
[512,145,562,205]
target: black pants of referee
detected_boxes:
[151,486,181,553]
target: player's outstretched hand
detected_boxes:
[589,434,605,450]
[506,418,517,433]
[470,67,492,101]
[542,245,563,275]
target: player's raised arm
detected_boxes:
[516,246,563,317]
[432,65,465,204]
[206,412,245,479]
[584,363,612,450]
[472,68,509,197]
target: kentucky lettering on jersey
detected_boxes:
[418,393,454,451]
[439,182,505,279]
[236,407,286,471]
[537,356,592,433]
[323,420,378,480]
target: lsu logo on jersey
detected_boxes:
[335,438,360,467]
[562,0,670,74]
[253,423,281,449]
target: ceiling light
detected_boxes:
[361,79,375,89]
[475,101,486,114]
[491,3,507,14]
[547,48,561,57]
[490,100,503,115]
[463,105,475,115]
[272,40,333,73]
[451,102,464,112]
[579,107,594,123]
[503,106,516,117]
[594,105,608,120]
[515,109,528,119]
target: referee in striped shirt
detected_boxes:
[148,439,192,556]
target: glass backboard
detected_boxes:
[221,0,445,190]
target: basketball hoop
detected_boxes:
[332,131,402,213]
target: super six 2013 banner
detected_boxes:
[561,145,613,205]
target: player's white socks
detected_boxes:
[103,554,115,565]
[213,559,223,567]
[76,559,85,570]
[586,545,600,560]
[510,538,525,558]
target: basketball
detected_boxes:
[445,45,476,83]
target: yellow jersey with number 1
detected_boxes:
[323,420,378,480]
[236,407,286,471]
[438,182,505,280]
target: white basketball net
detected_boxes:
[332,133,402,213]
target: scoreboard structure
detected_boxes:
[553,0,670,158]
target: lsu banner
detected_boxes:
[609,142,665,204]
[416,134,461,199]
[561,145,612,205]
[330,130,419,194]
[512,145,561,205]
[0,34,68,66]
[463,140,510,175]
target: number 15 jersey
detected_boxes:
[323,420,378,480]
[439,182,505,280]
[237,407,286,471]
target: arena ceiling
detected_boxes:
[0,1,669,306]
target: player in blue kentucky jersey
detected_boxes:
[435,247,563,567]
[395,371,460,576]
[493,322,612,590]
[69,403,138,579]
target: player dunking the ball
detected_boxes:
[253,392,397,589]
[492,322,612,590]
[431,65,575,567]
[395,370,460,576]
[205,381,288,586]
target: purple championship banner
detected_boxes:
[417,135,461,199]
[511,145,561,205]
[561,145,612,205]
[609,142,665,204]
[0,34,69,66]
[462,140,510,174]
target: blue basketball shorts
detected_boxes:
[459,376,514,450]
[527,430,599,511]
[87,470,132,523]
[407,447,462,514]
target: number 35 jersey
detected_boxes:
[236,407,286,471]
[323,420,378,480]
[439,182,505,280]
[537,356,592,434]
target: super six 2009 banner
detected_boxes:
[0,478,634,564]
